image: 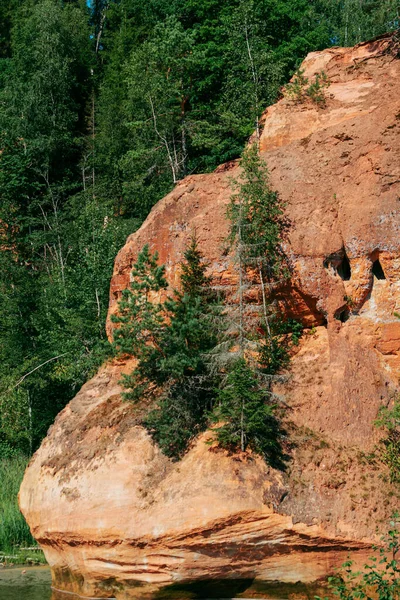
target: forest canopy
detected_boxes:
[0,0,399,457]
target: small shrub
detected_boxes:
[306,71,330,107]
[307,325,317,337]
[284,69,309,102]
[344,295,355,308]
[318,515,400,600]
[285,69,330,107]
[375,400,400,483]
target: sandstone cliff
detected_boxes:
[20,36,400,599]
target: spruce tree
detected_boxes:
[211,358,285,467]
[145,237,220,457]
[112,244,168,401]
[114,235,220,458]
[212,144,294,464]
[143,235,221,458]
[180,233,213,299]
[158,235,217,377]
[226,143,291,369]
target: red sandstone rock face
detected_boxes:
[20,37,400,599]
[107,37,400,334]
[19,359,372,600]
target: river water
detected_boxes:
[0,566,52,600]
[0,566,326,600]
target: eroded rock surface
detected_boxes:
[19,360,372,600]
[107,36,400,333]
[20,36,400,599]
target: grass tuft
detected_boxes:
[0,455,45,562]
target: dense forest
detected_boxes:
[0,0,399,459]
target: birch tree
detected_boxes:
[222,0,283,141]
[124,16,195,186]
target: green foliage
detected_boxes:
[228,143,287,280]
[114,236,219,458]
[260,316,303,376]
[210,144,293,466]
[186,0,284,165]
[112,244,168,400]
[180,234,213,298]
[375,400,400,484]
[1,0,91,174]
[320,0,400,47]
[95,0,359,212]
[157,235,220,382]
[307,71,330,107]
[0,456,35,553]
[93,0,400,217]
[284,68,308,101]
[114,237,221,458]
[285,69,330,107]
[227,143,299,377]
[320,515,400,600]
[344,295,355,308]
[0,162,131,451]
[0,1,17,58]
[114,146,293,466]
[160,295,218,380]
[144,381,211,459]
[122,14,196,211]
[0,0,126,454]
[0,0,397,464]
[211,358,286,467]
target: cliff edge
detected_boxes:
[20,36,400,599]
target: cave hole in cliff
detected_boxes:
[337,253,351,281]
[372,259,386,280]
[334,307,350,322]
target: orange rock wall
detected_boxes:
[20,37,400,599]
[107,38,400,334]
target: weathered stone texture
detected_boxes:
[20,37,400,599]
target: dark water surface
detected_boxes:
[0,566,52,600]
[0,567,326,600]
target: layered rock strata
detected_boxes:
[20,35,400,599]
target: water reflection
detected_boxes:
[0,565,52,600]
[0,567,329,600]
[51,592,115,600]
[49,579,328,599]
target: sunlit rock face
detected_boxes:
[20,36,400,599]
